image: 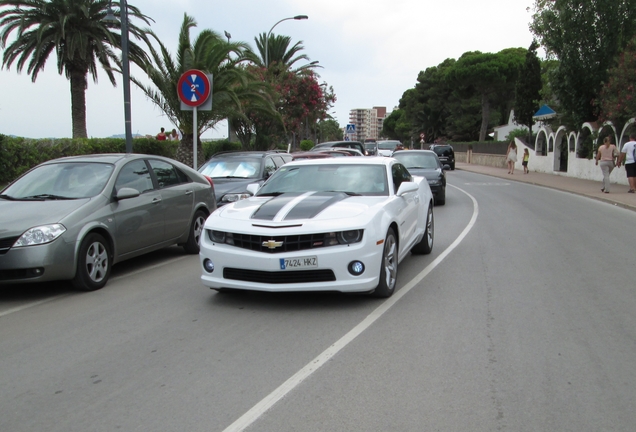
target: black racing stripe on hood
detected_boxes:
[251,193,303,220]
[283,192,349,220]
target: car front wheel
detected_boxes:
[72,233,111,291]
[372,228,398,298]
[183,210,207,254]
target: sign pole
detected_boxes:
[193,107,198,169]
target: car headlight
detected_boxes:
[427,179,442,186]
[208,230,234,245]
[325,230,364,245]
[13,224,66,247]
[221,193,252,203]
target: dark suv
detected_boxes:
[198,150,292,206]
[430,144,455,170]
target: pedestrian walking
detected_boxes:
[595,136,618,193]
[522,148,530,174]
[617,132,636,193]
[506,141,518,174]
[156,127,167,141]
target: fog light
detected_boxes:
[203,259,215,273]
[348,261,365,276]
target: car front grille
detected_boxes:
[0,237,19,255]
[227,233,330,254]
[223,268,336,284]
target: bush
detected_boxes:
[0,135,179,185]
[202,139,242,159]
[299,140,314,151]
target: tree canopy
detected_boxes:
[530,0,636,126]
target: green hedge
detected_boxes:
[0,134,178,185]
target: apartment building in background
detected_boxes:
[348,107,387,141]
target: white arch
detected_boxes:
[619,117,636,151]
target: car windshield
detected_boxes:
[258,164,389,196]
[365,143,376,149]
[2,162,114,200]
[378,141,400,150]
[392,153,439,169]
[199,158,261,179]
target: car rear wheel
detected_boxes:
[72,233,111,291]
[372,228,398,298]
[183,210,207,254]
[412,204,434,255]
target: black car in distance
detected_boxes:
[429,144,455,170]
[391,149,449,205]
[198,151,292,207]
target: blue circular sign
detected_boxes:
[177,70,210,107]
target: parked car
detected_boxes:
[198,151,292,207]
[311,141,367,155]
[391,149,449,205]
[376,140,402,157]
[199,157,434,298]
[429,144,455,170]
[0,154,216,291]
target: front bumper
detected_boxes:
[0,238,76,284]
[199,230,384,293]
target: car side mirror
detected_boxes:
[396,181,418,196]
[246,183,260,195]
[115,187,141,200]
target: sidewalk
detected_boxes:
[455,162,636,212]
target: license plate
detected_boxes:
[280,256,318,270]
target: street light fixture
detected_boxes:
[224,30,232,142]
[105,0,132,153]
[265,15,308,67]
[224,30,231,43]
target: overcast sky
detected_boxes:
[0,0,536,140]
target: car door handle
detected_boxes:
[152,197,162,204]
[185,190,193,195]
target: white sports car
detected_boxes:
[199,157,434,297]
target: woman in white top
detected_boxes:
[506,141,518,174]
[595,136,618,193]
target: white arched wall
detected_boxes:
[520,120,630,185]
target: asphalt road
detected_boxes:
[1,169,634,432]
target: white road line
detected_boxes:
[0,296,69,318]
[222,184,479,432]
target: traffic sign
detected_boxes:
[177,70,211,107]
[346,124,356,133]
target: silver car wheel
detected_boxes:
[193,215,205,245]
[85,241,108,283]
[383,233,397,289]
[425,206,434,249]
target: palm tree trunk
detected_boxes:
[70,69,88,138]
[479,93,490,142]
[176,133,205,169]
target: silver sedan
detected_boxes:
[0,154,216,291]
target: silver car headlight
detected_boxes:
[427,179,442,186]
[325,230,364,246]
[14,224,66,247]
[221,193,252,203]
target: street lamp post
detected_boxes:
[105,0,132,153]
[224,30,232,142]
[265,15,308,67]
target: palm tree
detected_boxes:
[248,33,320,74]
[132,13,276,166]
[0,0,152,138]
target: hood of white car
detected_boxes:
[216,192,380,222]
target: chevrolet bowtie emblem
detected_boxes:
[262,239,284,249]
